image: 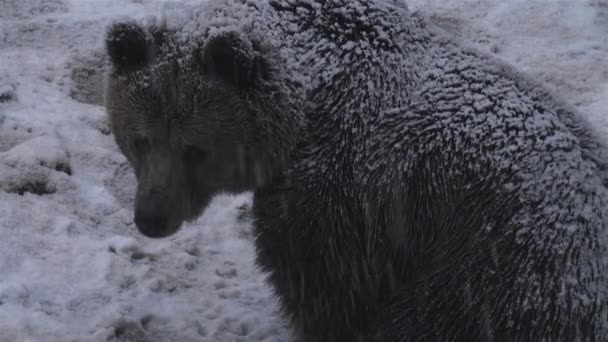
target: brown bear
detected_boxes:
[104,0,608,341]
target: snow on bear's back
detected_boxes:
[373,28,608,327]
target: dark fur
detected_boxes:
[105,0,608,341]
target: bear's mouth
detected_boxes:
[132,192,214,238]
[135,224,180,238]
[134,213,182,238]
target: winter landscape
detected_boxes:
[0,0,607,341]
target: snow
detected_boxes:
[0,0,606,341]
[407,0,608,126]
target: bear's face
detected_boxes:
[105,22,271,238]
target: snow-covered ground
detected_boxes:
[0,0,606,341]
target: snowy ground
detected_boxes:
[0,0,606,341]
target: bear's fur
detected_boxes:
[104,0,608,341]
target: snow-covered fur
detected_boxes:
[105,0,608,341]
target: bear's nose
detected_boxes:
[134,193,170,238]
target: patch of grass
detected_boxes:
[7,179,56,195]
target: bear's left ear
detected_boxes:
[106,21,154,71]
[199,33,268,88]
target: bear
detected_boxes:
[104,0,608,341]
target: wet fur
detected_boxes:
[105,1,608,341]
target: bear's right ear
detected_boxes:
[199,33,268,88]
[105,21,152,71]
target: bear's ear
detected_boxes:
[199,33,268,88]
[106,21,153,71]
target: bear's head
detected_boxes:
[104,20,301,238]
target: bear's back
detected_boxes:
[281,3,608,336]
[361,35,608,337]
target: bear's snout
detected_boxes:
[134,192,171,238]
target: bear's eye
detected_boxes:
[132,137,150,155]
[182,146,206,163]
